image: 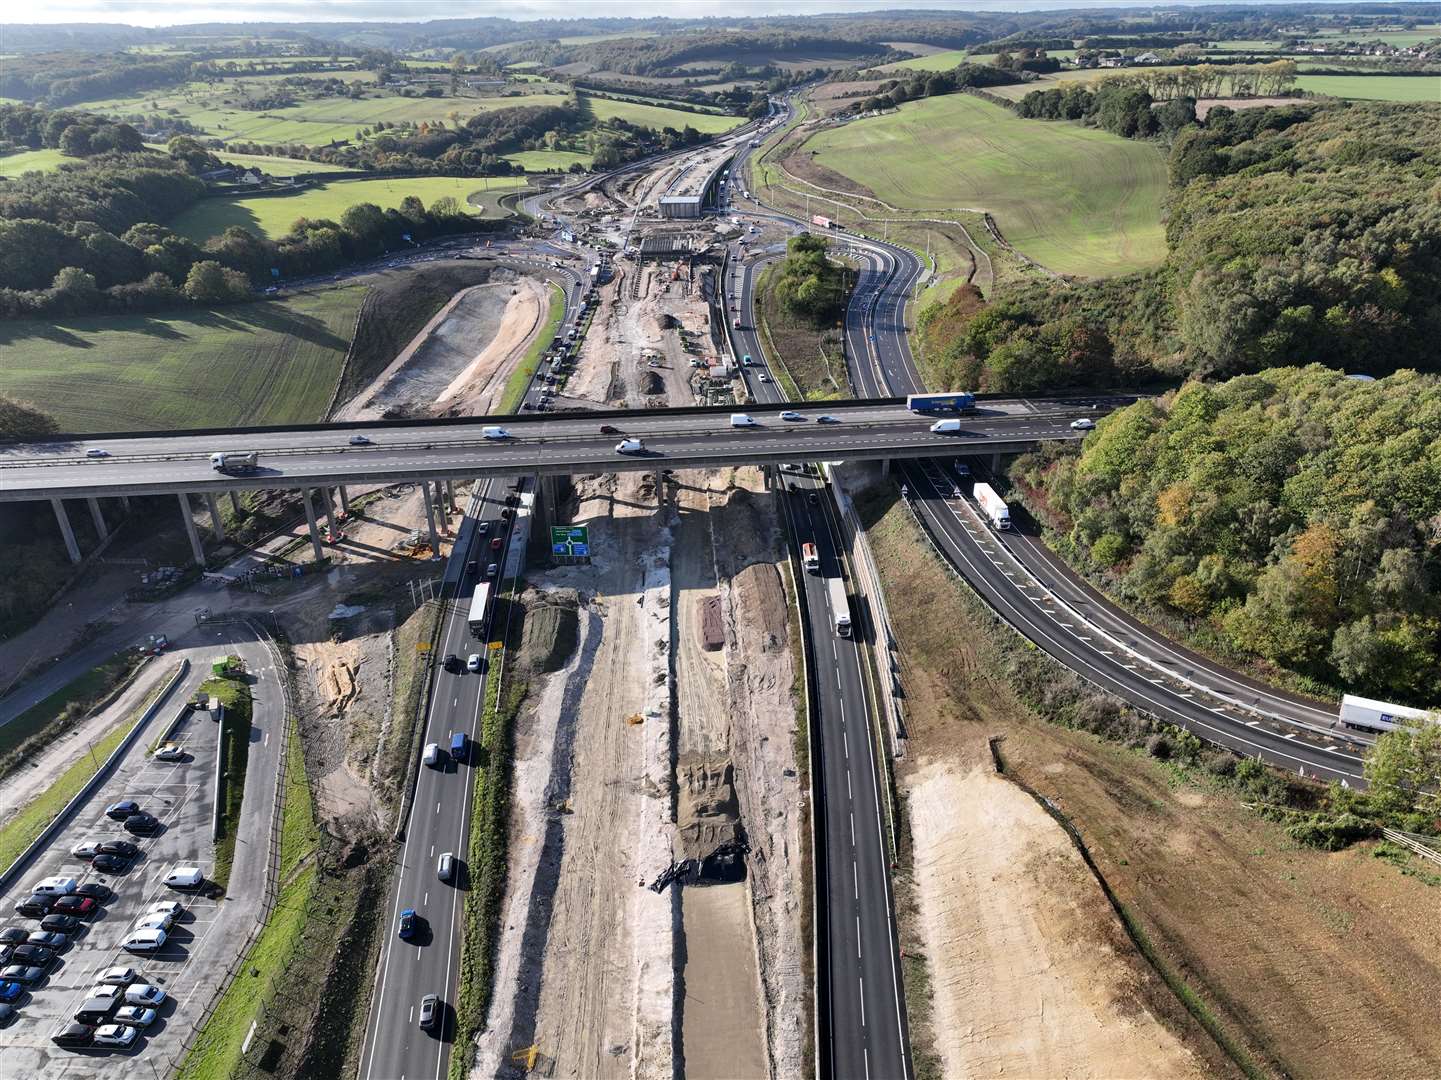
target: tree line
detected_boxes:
[845,63,1023,115]
[772,233,847,325]
[1013,365,1441,705]
[920,100,1441,393]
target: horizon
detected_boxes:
[6,0,1413,29]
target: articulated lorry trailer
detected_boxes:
[974,483,1011,530]
[826,576,852,638]
[1338,693,1435,734]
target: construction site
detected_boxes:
[476,161,806,1080]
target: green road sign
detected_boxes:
[550,525,590,558]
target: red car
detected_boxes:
[52,896,97,918]
[490,537,503,551]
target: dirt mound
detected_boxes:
[519,586,580,673]
[641,371,665,395]
[655,312,679,331]
[677,754,742,860]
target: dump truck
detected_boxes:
[209,451,258,474]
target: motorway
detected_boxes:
[726,129,912,1080]
[0,400,1107,502]
[356,252,590,1080]
[736,118,1368,784]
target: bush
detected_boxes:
[1285,812,1377,851]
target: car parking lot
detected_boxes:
[0,633,285,1075]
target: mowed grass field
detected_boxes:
[585,95,745,134]
[0,287,364,431]
[504,148,594,171]
[168,175,527,241]
[210,151,360,175]
[1296,74,1441,101]
[803,93,1167,277]
[0,148,70,176]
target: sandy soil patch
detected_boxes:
[680,883,768,1080]
[435,276,548,415]
[908,762,1207,1080]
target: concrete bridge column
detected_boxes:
[120,495,131,515]
[300,488,325,563]
[990,451,1001,475]
[880,458,891,478]
[51,498,81,564]
[205,493,226,541]
[178,493,205,567]
[337,486,350,515]
[445,479,456,511]
[323,488,339,540]
[422,482,441,554]
[228,490,242,517]
[86,497,109,542]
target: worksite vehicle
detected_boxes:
[802,542,820,573]
[209,451,258,474]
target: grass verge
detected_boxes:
[497,280,565,415]
[0,651,144,777]
[0,660,176,876]
[206,674,253,889]
[176,715,320,1080]
[450,592,528,1080]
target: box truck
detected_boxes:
[801,542,819,573]
[826,576,852,637]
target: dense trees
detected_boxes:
[849,63,1022,114]
[771,234,846,324]
[0,396,59,441]
[922,100,1441,391]
[1013,366,1441,702]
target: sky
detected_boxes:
[2,0,1381,28]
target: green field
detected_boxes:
[1296,74,1441,101]
[80,79,571,147]
[875,47,1076,73]
[214,151,360,175]
[169,175,527,241]
[585,95,745,134]
[504,148,593,171]
[803,93,1167,278]
[0,288,364,431]
[0,148,69,176]
[1303,24,1441,46]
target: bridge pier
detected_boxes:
[879,458,891,478]
[86,497,109,542]
[120,495,131,515]
[228,490,242,518]
[445,479,456,511]
[338,486,350,515]
[990,451,1001,475]
[51,498,81,565]
[205,493,226,541]
[323,488,339,540]
[300,488,325,563]
[422,482,441,555]
[178,493,204,567]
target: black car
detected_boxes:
[0,929,26,946]
[14,895,55,918]
[40,914,81,935]
[123,812,161,835]
[75,883,112,903]
[807,492,819,506]
[52,1021,95,1047]
[465,560,477,576]
[0,1003,14,1027]
[1,964,47,986]
[0,946,11,968]
[98,839,138,858]
[12,944,55,967]
[443,654,462,673]
[91,854,130,874]
[105,800,141,820]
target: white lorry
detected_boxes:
[974,483,1011,530]
[1338,693,1435,734]
[826,576,852,638]
[210,451,258,474]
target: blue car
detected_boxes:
[398,909,418,941]
[0,980,23,1003]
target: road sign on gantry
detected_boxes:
[551,525,590,558]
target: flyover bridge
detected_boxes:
[1,394,1125,566]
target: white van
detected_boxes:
[122,928,166,953]
[163,866,205,890]
[615,439,644,454]
[423,743,443,767]
[930,419,963,434]
[32,876,78,896]
[730,413,758,428]
[481,426,511,440]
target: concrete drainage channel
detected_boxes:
[0,629,288,1075]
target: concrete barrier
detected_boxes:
[0,658,190,895]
